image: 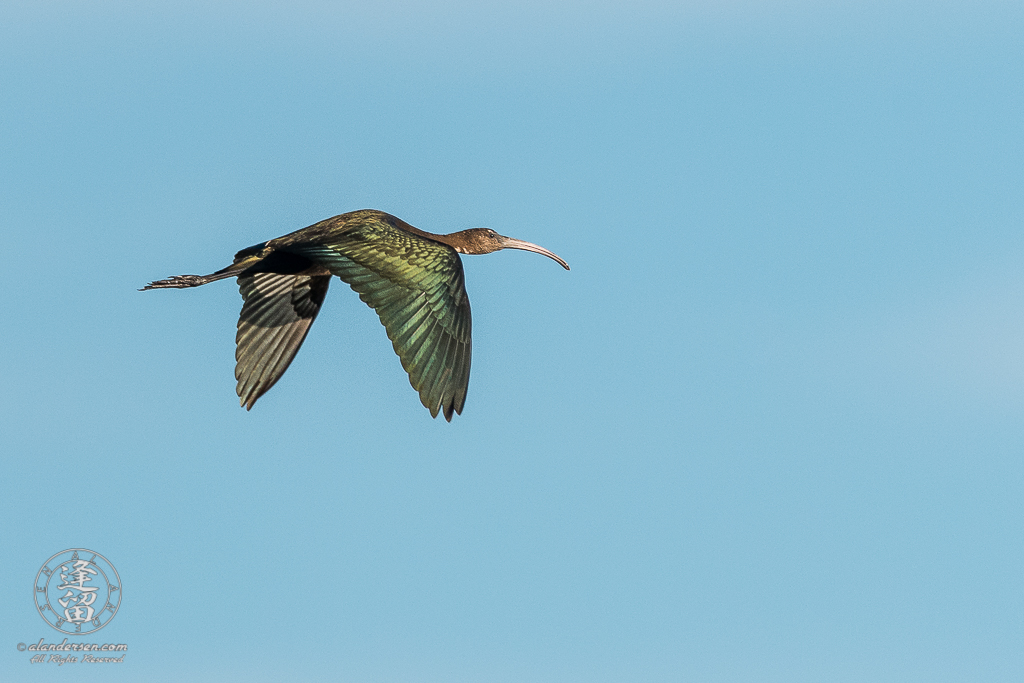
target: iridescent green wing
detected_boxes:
[235,268,331,410]
[285,225,472,420]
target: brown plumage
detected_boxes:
[143,209,569,420]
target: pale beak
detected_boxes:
[500,237,570,270]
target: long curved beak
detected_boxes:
[500,237,570,270]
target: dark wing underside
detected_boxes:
[282,222,472,420]
[235,267,330,410]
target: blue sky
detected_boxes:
[2,1,1023,681]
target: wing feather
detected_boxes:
[284,220,472,420]
[235,270,330,410]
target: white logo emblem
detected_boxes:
[34,549,122,635]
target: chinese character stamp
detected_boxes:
[34,549,121,635]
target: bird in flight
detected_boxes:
[143,209,569,420]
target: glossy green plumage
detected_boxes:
[235,268,330,410]
[279,214,472,420]
[144,209,568,420]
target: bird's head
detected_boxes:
[448,228,570,270]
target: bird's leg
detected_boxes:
[142,249,272,291]
[140,251,271,291]
[141,261,254,290]
[141,274,213,289]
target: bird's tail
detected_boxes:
[141,253,264,291]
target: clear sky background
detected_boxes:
[2,0,1023,681]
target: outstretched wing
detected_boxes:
[284,224,472,421]
[235,266,330,410]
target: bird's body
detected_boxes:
[143,209,569,420]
